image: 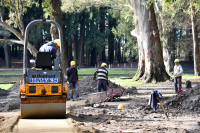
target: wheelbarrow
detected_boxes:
[85,91,107,107]
[104,88,125,102]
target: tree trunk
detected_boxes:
[90,47,96,66]
[117,41,121,64]
[73,30,79,64]
[4,44,11,68]
[78,12,85,68]
[50,0,67,72]
[108,19,115,64]
[184,24,189,61]
[131,1,169,83]
[12,44,14,59]
[0,47,5,60]
[15,44,18,58]
[18,45,21,59]
[191,6,200,76]
[68,44,73,66]
[100,8,106,62]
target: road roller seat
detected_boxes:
[35,52,52,69]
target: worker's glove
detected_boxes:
[93,78,96,80]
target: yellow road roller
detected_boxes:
[20,19,67,119]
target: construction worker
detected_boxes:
[39,39,60,60]
[94,63,109,93]
[66,61,79,101]
[172,59,183,93]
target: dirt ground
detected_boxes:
[0,77,200,133]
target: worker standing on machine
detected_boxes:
[66,61,79,101]
[39,39,60,60]
[93,63,109,94]
[172,59,183,93]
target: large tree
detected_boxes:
[61,0,170,82]
[130,1,169,82]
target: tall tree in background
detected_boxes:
[78,12,85,67]
[191,5,200,76]
[61,0,169,82]
[0,0,38,57]
[131,1,169,82]
[159,0,200,76]
[43,0,67,70]
[0,26,13,67]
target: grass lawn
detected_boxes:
[0,71,23,75]
[110,74,200,87]
[110,78,158,87]
[78,69,137,74]
[0,84,13,90]
[0,69,136,75]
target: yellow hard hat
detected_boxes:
[174,59,179,63]
[118,104,124,109]
[71,61,76,65]
[54,39,60,47]
[101,63,107,67]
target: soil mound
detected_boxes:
[0,88,9,97]
[123,87,138,95]
[78,76,138,96]
[164,84,200,113]
[0,80,21,112]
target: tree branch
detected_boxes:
[1,0,16,10]
[0,20,24,40]
[0,39,23,44]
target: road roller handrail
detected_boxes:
[23,19,64,86]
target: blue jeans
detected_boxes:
[68,82,79,99]
[97,80,107,92]
[174,76,182,93]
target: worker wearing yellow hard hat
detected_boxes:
[94,62,109,94]
[172,59,183,93]
[54,39,60,49]
[39,39,60,60]
[66,61,79,101]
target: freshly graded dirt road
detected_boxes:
[1,77,200,133]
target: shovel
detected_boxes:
[157,97,169,120]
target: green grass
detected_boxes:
[0,69,136,75]
[110,78,157,87]
[0,84,13,90]
[182,74,199,79]
[169,74,199,79]
[0,71,23,75]
[78,69,137,74]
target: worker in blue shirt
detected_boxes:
[39,39,60,60]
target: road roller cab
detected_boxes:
[20,19,67,119]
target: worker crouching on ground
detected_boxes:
[66,61,79,101]
[93,63,109,94]
[172,59,183,93]
[39,39,60,60]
